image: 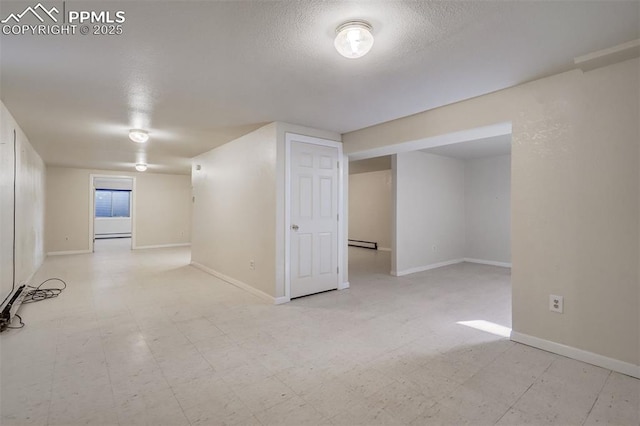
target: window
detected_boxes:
[95,190,131,217]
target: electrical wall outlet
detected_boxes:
[549,295,563,313]
[249,260,255,270]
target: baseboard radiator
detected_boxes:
[95,233,132,239]
[348,239,378,250]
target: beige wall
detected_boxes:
[349,170,392,250]
[191,123,278,297]
[192,122,343,301]
[393,152,466,275]
[349,156,392,175]
[46,167,191,253]
[1,101,45,298]
[344,59,640,366]
[135,173,192,247]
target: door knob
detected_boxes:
[291,224,299,231]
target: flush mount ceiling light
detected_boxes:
[334,20,374,59]
[135,163,148,172]
[129,129,149,143]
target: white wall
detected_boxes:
[349,170,392,250]
[46,167,191,253]
[391,151,510,270]
[464,155,511,265]
[94,218,132,237]
[344,58,639,368]
[0,101,46,299]
[393,151,466,275]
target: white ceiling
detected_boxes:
[421,134,512,160]
[1,1,638,174]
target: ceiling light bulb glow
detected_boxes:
[334,20,374,59]
[129,129,149,143]
[135,163,148,172]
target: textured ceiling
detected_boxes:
[1,1,638,174]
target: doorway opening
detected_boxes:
[347,123,513,330]
[347,156,393,277]
[89,176,135,252]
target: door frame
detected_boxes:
[88,174,137,252]
[284,133,346,301]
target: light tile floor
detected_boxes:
[1,247,637,425]
[93,238,133,253]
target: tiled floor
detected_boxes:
[1,247,638,425]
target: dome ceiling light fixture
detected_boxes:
[334,20,374,59]
[129,129,149,143]
[135,163,148,172]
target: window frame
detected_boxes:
[95,189,131,218]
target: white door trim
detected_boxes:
[285,133,344,301]
[88,174,137,252]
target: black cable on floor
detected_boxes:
[21,278,67,304]
[2,278,67,331]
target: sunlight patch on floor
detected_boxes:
[457,319,512,338]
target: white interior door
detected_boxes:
[290,140,340,298]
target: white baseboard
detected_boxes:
[47,249,92,256]
[511,331,640,379]
[392,258,464,277]
[464,258,512,268]
[378,247,392,252]
[274,296,290,305]
[134,243,191,250]
[338,281,350,290]
[190,261,278,305]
